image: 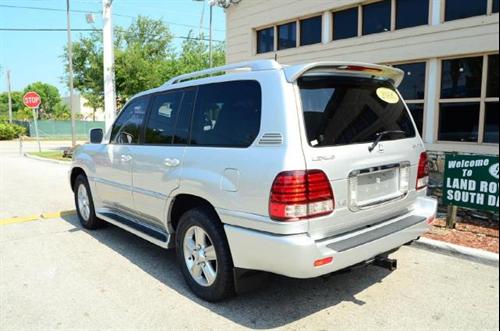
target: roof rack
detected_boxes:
[164,60,282,85]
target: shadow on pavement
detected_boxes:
[61,214,392,329]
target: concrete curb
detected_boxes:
[24,153,71,165]
[414,237,499,267]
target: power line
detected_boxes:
[0,4,225,32]
[0,28,98,32]
[0,28,224,42]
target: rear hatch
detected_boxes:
[294,66,425,239]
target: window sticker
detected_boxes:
[376,87,400,104]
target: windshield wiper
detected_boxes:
[368,130,405,152]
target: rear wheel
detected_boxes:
[74,175,104,230]
[176,207,235,302]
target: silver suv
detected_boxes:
[70,60,437,301]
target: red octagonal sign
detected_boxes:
[23,91,42,109]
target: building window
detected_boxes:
[445,0,488,22]
[396,0,429,30]
[439,103,480,142]
[394,62,427,135]
[494,0,499,13]
[300,16,322,46]
[363,0,391,35]
[333,7,358,41]
[439,55,499,144]
[278,22,297,50]
[441,57,483,99]
[484,103,499,143]
[487,55,499,98]
[257,27,274,54]
[486,55,499,143]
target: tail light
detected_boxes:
[417,152,430,190]
[269,170,334,221]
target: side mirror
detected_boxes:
[89,128,104,144]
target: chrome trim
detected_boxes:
[348,162,411,212]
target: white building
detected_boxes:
[225,0,499,155]
[64,94,105,122]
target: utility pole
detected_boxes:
[103,0,116,130]
[209,3,213,68]
[6,70,13,123]
[67,0,77,147]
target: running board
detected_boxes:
[98,211,173,249]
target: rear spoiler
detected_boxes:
[284,62,405,87]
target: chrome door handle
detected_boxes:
[164,158,180,168]
[120,154,132,162]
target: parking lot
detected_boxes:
[1,141,499,331]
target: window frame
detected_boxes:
[436,53,500,146]
[109,95,151,145]
[391,61,429,137]
[277,20,298,50]
[332,6,359,41]
[395,0,431,30]
[256,26,275,54]
[142,87,197,147]
[442,0,489,22]
[361,0,393,36]
[299,15,323,46]
[188,79,263,149]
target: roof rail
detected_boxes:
[164,60,282,85]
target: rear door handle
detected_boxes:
[120,154,132,162]
[164,158,180,168]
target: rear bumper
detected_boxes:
[224,196,437,279]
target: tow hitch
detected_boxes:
[374,255,398,271]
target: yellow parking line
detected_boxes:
[0,210,76,226]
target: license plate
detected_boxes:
[356,168,399,205]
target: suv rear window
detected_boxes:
[298,76,416,147]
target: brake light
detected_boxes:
[269,170,334,221]
[417,152,430,190]
[338,65,383,73]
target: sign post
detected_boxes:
[443,154,500,228]
[23,91,42,153]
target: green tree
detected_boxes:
[0,91,23,121]
[177,32,226,75]
[23,82,62,119]
[64,16,226,107]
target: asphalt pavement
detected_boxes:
[0,140,499,330]
[0,140,75,219]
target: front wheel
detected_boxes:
[176,207,235,302]
[74,175,104,230]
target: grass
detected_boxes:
[29,151,71,162]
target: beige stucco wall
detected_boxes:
[226,0,499,65]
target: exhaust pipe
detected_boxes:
[374,255,398,271]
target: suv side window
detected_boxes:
[174,89,196,145]
[190,80,262,148]
[111,96,149,144]
[144,91,183,145]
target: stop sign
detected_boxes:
[23,91,42,109]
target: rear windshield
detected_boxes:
[298,76,416,147]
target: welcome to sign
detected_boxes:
[443,154,499,212]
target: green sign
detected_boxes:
[443,154,499,212]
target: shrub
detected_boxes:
[0,122,27,140]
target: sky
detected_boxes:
[0,0,226,95]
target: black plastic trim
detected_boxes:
[327,215,426,252]
[101,212,168,242]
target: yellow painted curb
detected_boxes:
[0,210,76,226]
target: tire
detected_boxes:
[176,207,235,302]
[74,174,104,230]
